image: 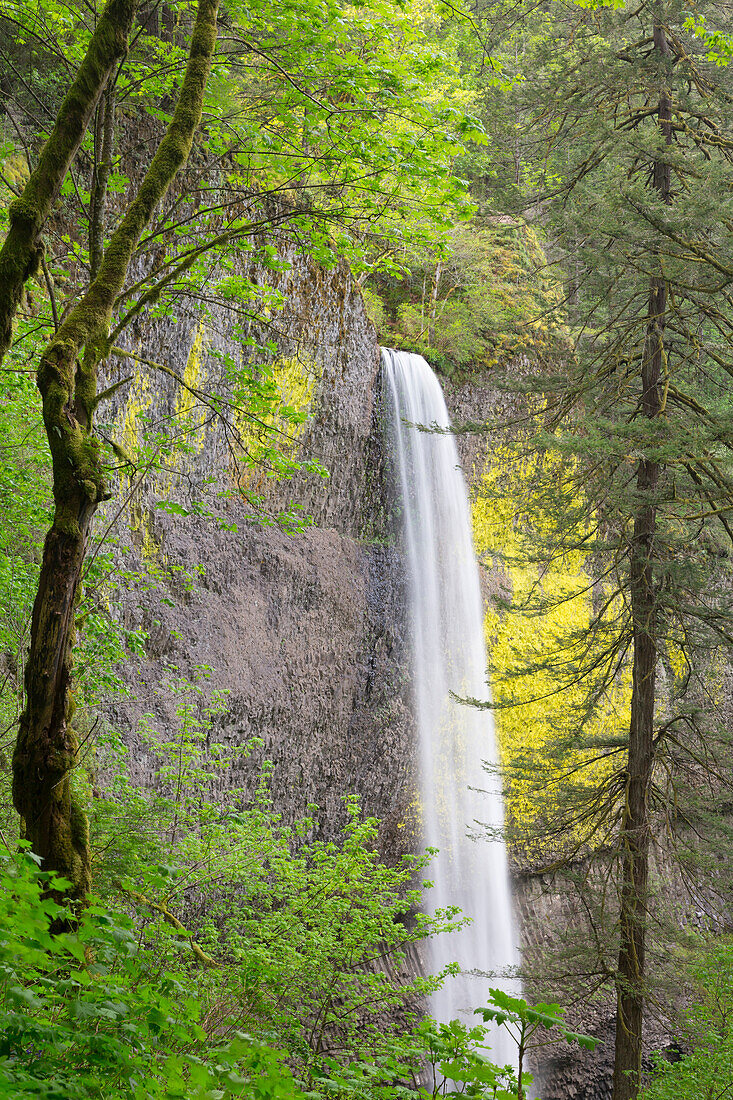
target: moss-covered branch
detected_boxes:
[12,0,219,904]
[0,0,139,366]
[89,86,116,281]
[58,0,219,367]
[122,887,217,967]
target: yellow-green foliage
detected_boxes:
[119,362,152,461]
[175,320,208,451]
[1,153,30,193]
[113,362,165,562]
[477,223,566,361]
[361,288,387,334]
[235,353,321,486]
[270,355,320,439]
[127,501,162,564]
[383,220,568,372]
[114,323,206,554]
[472,446,630,854]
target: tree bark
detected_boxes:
[612,17,671,1099]
[12,0,219,902]
[0,0,139,367]
[612,433,659,1100]
[89,86,116,281]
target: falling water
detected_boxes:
[383,348,520,1067]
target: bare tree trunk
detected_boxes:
[0,0,138,367]
[612,18,671,1098]
[12,0,219,902]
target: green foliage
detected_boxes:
[0,366,51,749]
[0,669,532,1100]
[210,0,479,260]
[0,0,487,538]
[89,672,461,1092]
[0,289,143,837]
[416,1017,520,1099]
[0,843,307,1099]
[640,940,733,1100]
[0,837,536,1099]
[473,989,597,1100]
[2,0,481,286]
[464,6,733,1096]
[370,221,565,375]
[477,989,597,1054]
[683,16,733,66]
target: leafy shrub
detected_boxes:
[0,845,305,1099]
[3,668,586,1099]
[640,939,733,1100]
[87,675,461,1092]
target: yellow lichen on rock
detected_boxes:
[1,153,30,194]
[113,363,165,562]
[271,354,321,442]
[128,500,163,564]
[119,366,152,490]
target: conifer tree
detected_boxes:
[481,2,733,1096]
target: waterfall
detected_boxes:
[382,348,520,1067]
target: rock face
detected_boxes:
[101,247,416,859]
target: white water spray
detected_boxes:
[383,348,520,1066]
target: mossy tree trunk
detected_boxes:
[0,0,139,367]
[89,86,117,282]
[12,0,219,902]
[612,18,671,1099]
